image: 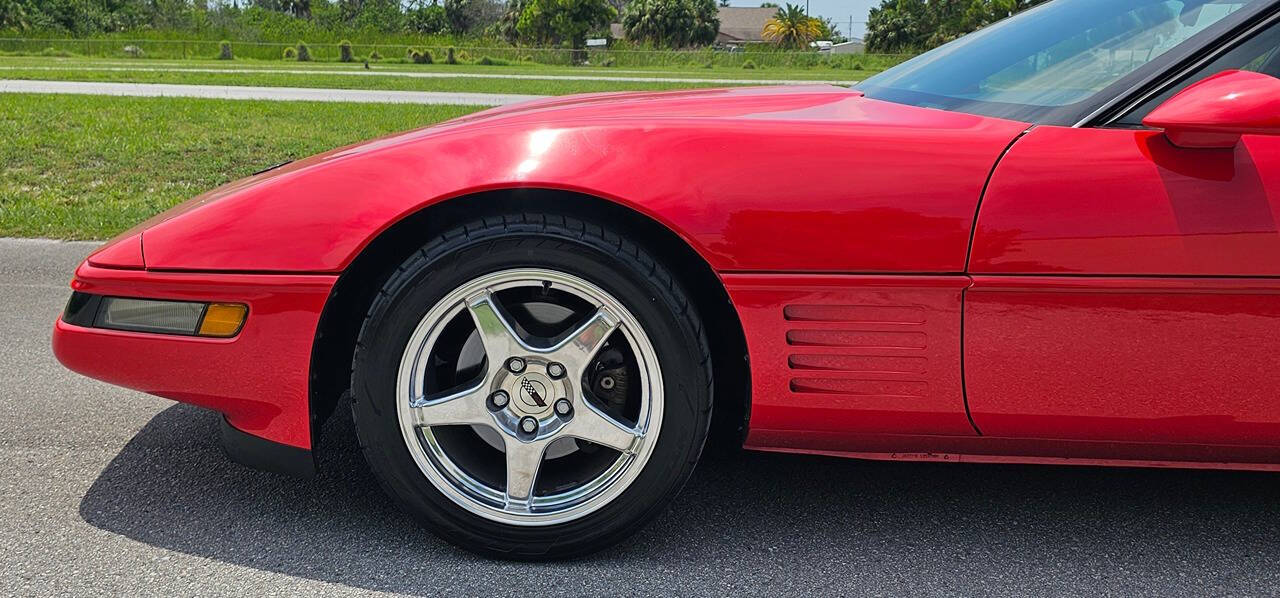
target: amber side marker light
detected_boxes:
[198,303,249,338]
[63,293,248,338]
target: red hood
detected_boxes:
[441,84,861,125]
[319,84,867,160]
[117,85,861,240]
[122,85,1029,273]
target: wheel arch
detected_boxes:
[308,188,750,454]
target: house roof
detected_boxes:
[609,6,778,43]
[716,6,778,43]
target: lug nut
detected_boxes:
[519,416,538,434]
[506,357,526,373]
[554,399,573,417]
[491,390,510,409]
[547,362,566,379]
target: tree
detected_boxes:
[345,0,405,32]
[865,0,923,53]
[253,0,310,18]
[690,0,718,44]
[517,0,616,51]
[444,0,472,32]
[406,1,449,33]
[762,3,819,49]
[0,0,29,30]
[865,0,1050,53]
[718,0,728,5]
[442,0,504,33]
[622,0,718,47]
[815,15,846,43]
[463,0,507,32]
[494,0,528,41]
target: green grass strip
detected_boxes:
[0,93,482,239]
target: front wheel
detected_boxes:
[351,215,713,559]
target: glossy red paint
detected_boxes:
[86,231,144,270]
[965,276,1280,447]
[54,77,1280,473]
[726,274,977,447]
[970,126,1280,276]
[1144,70,1280,148]
[136,86,1029,274]
[52,262,335,449]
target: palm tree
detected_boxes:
[762,3,821,49]
[0,0,30,30]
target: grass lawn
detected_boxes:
[0,56,867,95]
[0,93,483,239]
[0,56,872,81]
[0,56,872,240]
[0,66,795,95]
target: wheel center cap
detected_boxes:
[519,377,548,409]
[511,372,555,416]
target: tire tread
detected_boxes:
[349,212,713,559]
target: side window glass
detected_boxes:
[1117,19,1280,125]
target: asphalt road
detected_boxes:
[5,237,1280,596]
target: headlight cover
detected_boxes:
[63,293,247,338]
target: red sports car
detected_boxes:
[54,0,1280,558]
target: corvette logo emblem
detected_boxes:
[519,377,548,408]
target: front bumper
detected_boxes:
[52,261,337,464]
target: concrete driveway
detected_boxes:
[4,238,1279,596]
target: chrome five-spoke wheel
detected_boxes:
[397,269,663,526]
[351,215,712,558]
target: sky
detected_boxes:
[723,0,882,39]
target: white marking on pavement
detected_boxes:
[0,79,540,105]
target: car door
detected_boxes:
[965,19,1280,447]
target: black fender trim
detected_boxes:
[219,416,316,478]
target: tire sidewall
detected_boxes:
[352,223,710,557]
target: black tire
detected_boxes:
[350,213,713,559]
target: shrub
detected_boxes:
[39,47,75,57]
[520,54,534,62]
[476,55,509,66]
[369,50,383,61]
[218,40,233,60]
[296,41,311,62]
[445,46,458,64]
[741,59,756,69]
[283,46,297,59]
[850,61,863,71]
[339,40,354,63]
[408,48,433,64]
[602,57,615,67]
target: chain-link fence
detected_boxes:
[0,37,913,71]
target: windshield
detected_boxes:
[856,0,1260,122]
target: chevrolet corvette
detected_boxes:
[54,0,1280,558]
